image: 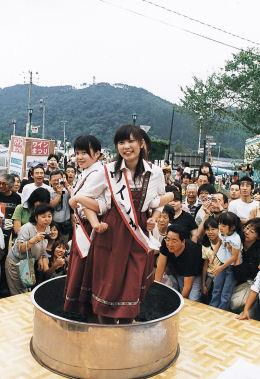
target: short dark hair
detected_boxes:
[29,203,53,224]
[172,190,182,202]
[51,239,69,256]
[244,218,260,239]
[215,191,229,204]
[47,154,59,162]
[181,173,191,180]
[49,170,63,179]
[65,164,76,173]
[239,176,254,189]
[32,164,45,174]
[74,135,101,155]
[162,205,174,223]
[27,188,50,210]
[198,184,216,196]
[166,224,188,241]
[204,216,219,230]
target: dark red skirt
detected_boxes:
[63,221,91,313]
[64,190,155,319]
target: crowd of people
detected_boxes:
[0,126,259,324]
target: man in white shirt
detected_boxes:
[228,176,257,224]
[21,164,51,205]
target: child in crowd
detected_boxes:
[210,212,243,310]
[201,217,222,303]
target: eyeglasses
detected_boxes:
[0,182,7,185]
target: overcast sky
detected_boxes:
[0,0,259,103]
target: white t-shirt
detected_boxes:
[228,198,258,220]
[251,271,260,300]
[217,231,242,264]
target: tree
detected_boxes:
[181,48,260,134]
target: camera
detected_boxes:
[58,179,65,186]
[43,232,51,239]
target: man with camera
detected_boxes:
[49,170,72,241]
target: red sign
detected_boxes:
[31,140,49,156]
[12,137,24,153]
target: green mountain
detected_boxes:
[0,83,250,157]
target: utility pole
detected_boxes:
[132,113,137,126]
[12,119,16,136]
[167,106,174,161]
[61,120,68,153]
[40,98,46,139]
[25,70,38,137]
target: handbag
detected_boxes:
[17,242,36,288]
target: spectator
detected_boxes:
[196,174,209,188]
[197,192,229,239]
[163,160,172,173]
[45,154,60,179]
[19,167,34,193]
[183,161,191,175]
[155,224,203,300]
[65,164,76,187]
[195,184,217,226]
[230,218,260,314]
[198,162,215,185]
[174,167,182,183]
[45,222,61,256]
[232,172,239,184]
[152,205,174,244]
[228,176,257,224]
[169,190,198,242]
[201,217,221,304]
[237,267,260,321]
[49,170,72,240]
[21,164,51,205]
[5,204,53,295]
[0,174,21,295]
[44,240,69,280]
[181,173,191,200]
[250,188,260,219]
[184,183,200,218]
[229,182,240,202]
[10,174,21,194]
[12,187,51,235]
[209,212,243,310]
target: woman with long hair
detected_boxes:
[68,125,168,324]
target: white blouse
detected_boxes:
[74,160,165,215]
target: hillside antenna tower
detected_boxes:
[93,75,96,85]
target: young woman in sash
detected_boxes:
[64,135,108,313]
[74,125,171,324]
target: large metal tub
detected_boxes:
[31,276,184,379]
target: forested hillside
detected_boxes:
[0,83,250,157]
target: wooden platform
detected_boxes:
[0,293,259,379]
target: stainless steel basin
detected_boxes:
[31,276,184,379]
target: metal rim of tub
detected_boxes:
[30,275,184,327]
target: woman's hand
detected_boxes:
[211,265,223,277]
[53,257,65,269]
[237,310,250,320]
[146,218,156,231]
[30,232,46,245]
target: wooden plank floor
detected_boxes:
[0,293,259,379]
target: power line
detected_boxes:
[141,0,260,47]
[97,0,243,51]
